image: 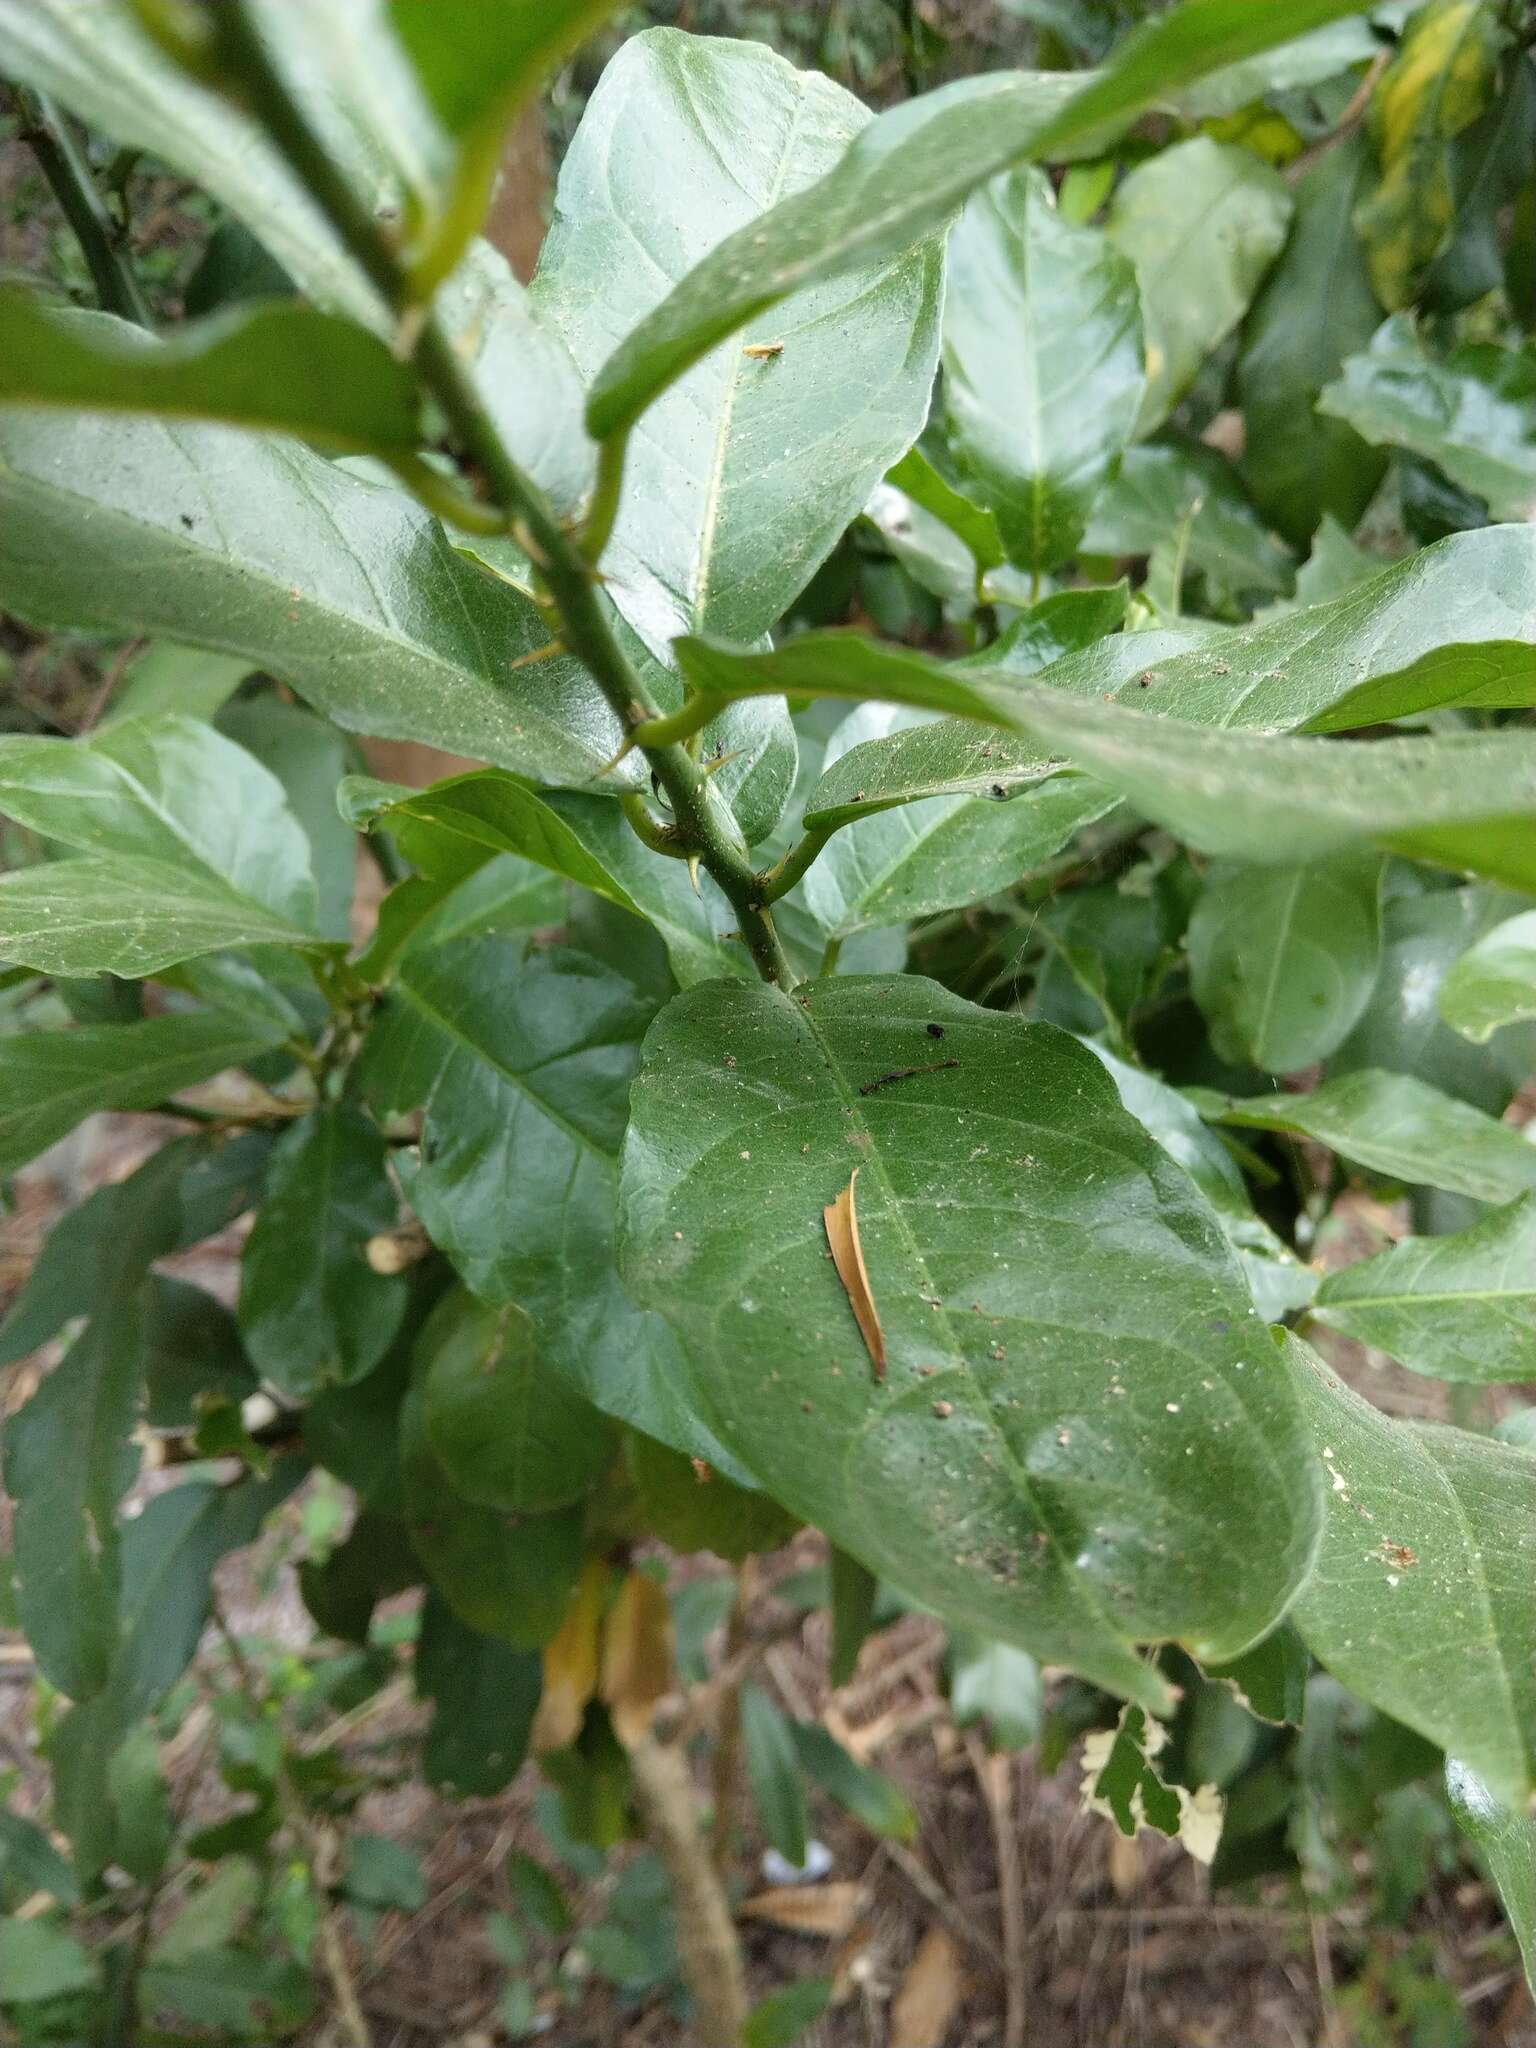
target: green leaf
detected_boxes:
[299,1509,420,1645]
[0,292,421,455]
[137,1948,313,2036]
[742,1977,834,2048]
[1081,1701,1224,1862]
[1437,909,1536,1042]
[740,1683,810,1867]
[626,1432,797,1560]
[1203,1623,1309,1725]
[362,941,725,1469]
[801,705,1114,939]
[787,1719,916,1840]
[0,1134,270,1367]
[0,1920,98,2004]
[0,1014,282,1180]
[422,1292,615,1513]
[585,0,1376,441]
[1215,1070,1536,1205]
[107,642,256,725]
[1424,49,1536,312]
[0,413,628,789]
[534,30,941,662]
[0,711,319,973]
[947,1631,1044,1750]
[238,1105,407,1398]
[1353,0,1510,309]
[1332,883,1536,1116]
[1187,853,1384,1072]
[340,1833,427,1913]
[1236,135,1388,547]
[829,1547,879,1689]
[1312,1194,1536,1383]
[1105,136,1292,434]
[344,771,744,987]
[884,444,1005,576]
[1084,1042,1316,1320]
[683,521,1536,739]
[416,1593,542,1797]
[401,1379,584,1649]
[0,3,587,508]
[675,634,1536,897]
[143,1276,259,1432]
[1180,16,1382,118]
[1080,441,1295,600]
[1320,318,1536,519]
[0,1812,79,1909]
[620,976,1323,1708]
[1446,1760,1536,1993]
[388,0,619,147]
[218,697,356,942]
[943,166,1143,573]
[1284,1335,1536,1805]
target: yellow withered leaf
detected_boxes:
[531,1557,608,1755]
[823,1167,886,1378]
[598,1569,675,1750]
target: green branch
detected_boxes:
[209,0,797,990]
[10,87,151,325]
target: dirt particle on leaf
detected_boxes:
[926,1022,945,1039]
[932,1400,954,1419]
[1375,1540,1419,1570]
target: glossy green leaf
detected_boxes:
[741,1683,810,1868]
[0,1921,98,2004]
[947,1631,1044,1750]
[1084,1043,1316,1320]
[884,444,1004,576]
[944,167,1143,572]
[0,0,589,509]
[400,1380,584,1648]
[344,771,743,987]
[1106,137,1292,434]
[620,976,1323,1707]
[802,705,1114,939]
[0,293,420,454]
[1354,0,1510,309]
[422,1292,615,1513]
[238,1105,408,1398]
[1216,1070,1536,1205]
[0,1015,283,1181]
[0,413,629,788]
[1080,441,1295,600]
[1332,883,1536,1116]
[1446,1760,1536,1992]
[1437,909,1536,1042]
[684,522,1536,739]
[676,630,1536,895]
[585,0,1376,441]
[1285,1335,1536,1805]
[787,1719,916,1840]
[1203,1622,1309,1726]
[1312,1194,1536,1382]
[1320,318,1536,519]
[1236,135,1388,546]
[951,698,1536,894]
[535,30,941,662]
[389,0,619,139]
[362,940,728,1468]
[1187,853,1384,1072]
